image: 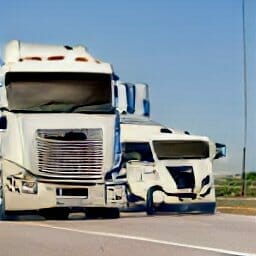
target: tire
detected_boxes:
[86,207,120,219]
[102,208,120,219]
[0,180,16,220]
[0,196,10,220]
[0,180,7,220]
[0,175,3,219]
[40,208,70,220]
[146,186,162,215]
[85,208,102,219]
[0,201,6,220]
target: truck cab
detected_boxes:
[0,40,121,219]
[120,121,226,214]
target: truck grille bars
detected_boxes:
[36,129,104,182]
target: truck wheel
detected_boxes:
[0,200,6,220]
[102,208,120,219]
[146,186,162,215]
[0,197,10,220]
[0,182,8,220]
[86,207,120,219]
[40,208,70,220]
[85,208,101,219]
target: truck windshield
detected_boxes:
[122,142,154,162]
[153,140,209,160]
[5,72,113,113]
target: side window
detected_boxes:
[122,142,154,163]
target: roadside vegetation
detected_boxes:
[215,172,256,197]
[215,172,256,215]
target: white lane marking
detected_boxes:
[16,222,256,256]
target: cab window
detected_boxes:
[122,142,154,162]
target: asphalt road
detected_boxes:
[0,212,255,256]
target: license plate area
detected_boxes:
[56,188,88,198]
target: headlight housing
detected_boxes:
[22,180,38,194]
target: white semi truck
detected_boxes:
[0,40,123,219]
[113,82,226,214]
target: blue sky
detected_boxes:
[0,0,255,174]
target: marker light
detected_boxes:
[47,56,65,60]
[20,57,42,61]
[75,57,88,62]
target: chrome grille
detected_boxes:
[36,129,104,182]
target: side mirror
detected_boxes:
[125,84,135,114]
[114,85,118,108]
[215,143,226,159]
[0,115,7,130]
[143,100,150,117]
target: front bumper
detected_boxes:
[157,202,216,214]
[1,160,119,211]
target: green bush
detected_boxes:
[215,173,256,197]
[215,185,241,197]
[246,172,256,180]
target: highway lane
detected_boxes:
[0,212,255,256]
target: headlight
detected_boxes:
[22,181,38,194]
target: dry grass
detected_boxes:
[217,197,256,216]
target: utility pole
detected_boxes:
[241,0,247,196]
